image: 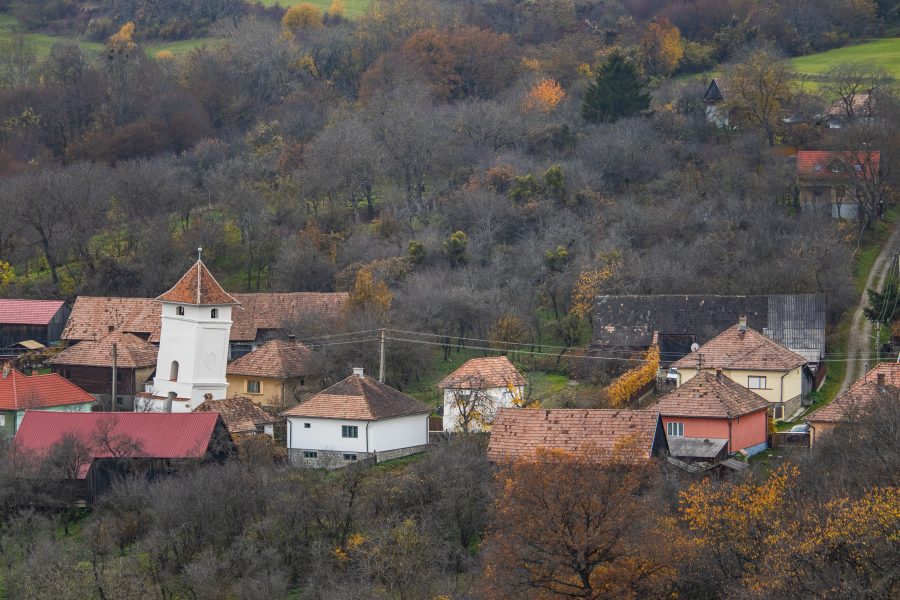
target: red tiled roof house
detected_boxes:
[226,338,315,407]
[670,318,812,420]
[652,371,770,455]
[48,331,158,410]
[487,408,668,465]
[281,368,431,468]
[14,411,233,503]
[0,363,95,437]
[807,362,900,442]
[797,150,881,220]
[193,396,277,437]
[438,356,526,432]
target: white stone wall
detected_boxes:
[152,302,233,408]
[286,417,370,453]
[369,413,429,451]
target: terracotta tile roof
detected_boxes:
[671,324,807,372]
[228,292,348,341]
[192,396,275,435]
[281,373,431,421]
[156,260,240,306]
[48,332,157,369]
[0,300,65,326]
[487,408,665,464]
[652,372,770,419]
[797,150,880,181]
[0,365,96,410]
[226,339,311,379]
[438,356,526,389]
[63,293,348,343]
[808,362,900,424]
[14,411,224,478]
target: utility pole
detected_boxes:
[379,328,386,383]
[111,342,118,412]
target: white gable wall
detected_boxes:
[369,413,428,451]
[442,385,524,432]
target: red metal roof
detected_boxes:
[0,366,95,410]
[0,299,65,325]
[14,411,223,477]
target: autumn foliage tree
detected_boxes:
[479,449,674,599]
[282,3,324,33]
[726,49,795,146]
[639,18,684,77]
[524,78,566,113]
[606,345,659,407]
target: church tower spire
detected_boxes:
[145,259,241,412]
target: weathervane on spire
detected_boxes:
[197,247,203,262]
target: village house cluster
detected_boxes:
[0,259,893,501]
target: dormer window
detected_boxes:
[210,308,218,319]
[176,306,185,316]
[814,164,822,171]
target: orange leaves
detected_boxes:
[282,3,324,33]
[639,18,683,77]
[107,21,136,55]
[606,345,659,407]
[348,268,392,314]
[523,78,566,113]
[570,254,621,320]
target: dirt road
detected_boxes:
[838,226,900,394]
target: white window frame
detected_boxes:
[748,376,767,389]
[342,425,358,438]
[666,422,684,437]
[247,380,261,394]
[303,451,317,458]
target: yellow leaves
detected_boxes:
[348,268,392,314]
[107,21,136,54]
[282,3,324,33]
[521,57,541,71]
[327,0,346,18]
[523,78,566,113]
[606,345,659,407]
[488,315,529,351]
[570,252,621,319]
[0,261,14,290]
[639,18,683,76]
[154,50,174,61]
[577,62,593,79]
[346,532,366,550]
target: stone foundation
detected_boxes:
[288,444,430,469]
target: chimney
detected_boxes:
[203,393,213,402]
[352,367,364,377]
[877,373,886,386]
[108,325,115,333]
[716,368,723,382]
[738,315,747,332]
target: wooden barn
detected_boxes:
[0,300,70,351]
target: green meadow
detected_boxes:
[791,38,900,81]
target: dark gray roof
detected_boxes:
[592,294,825,365]
[704,78,725,102]
[667,437,728,459]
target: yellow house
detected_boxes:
[226,339,315,408]
[670,319,812,420]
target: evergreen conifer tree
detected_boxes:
[581,52,650,123]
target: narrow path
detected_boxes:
[838,225,900,394]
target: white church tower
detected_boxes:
[145,254,241,413]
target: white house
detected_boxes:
[438,356,526,432]
[281,368,431,467]
[138,258,241,413]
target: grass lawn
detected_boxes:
[257,0,372,19]
[791,38,900,81]
[0,11,216,58]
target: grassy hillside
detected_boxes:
[791,38,900,80]
[258,0,372,19]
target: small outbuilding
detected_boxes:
[0,363,95,436]
[0,299,70,350]
[438,356,526,432]
[226,338,315,407]
[193,395,277,437]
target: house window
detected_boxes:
[342,425,358,438]
[247,380,261,394]
[170,361,179,382]
[772,404,785,420]
[0,415,5,427]
[176,306,185,316]
[210,308,218,319]
[748,376,766,389]
[304,423,311,428]
[343,453,357,461]
[303,451,317,458]
[666,422,684,437]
